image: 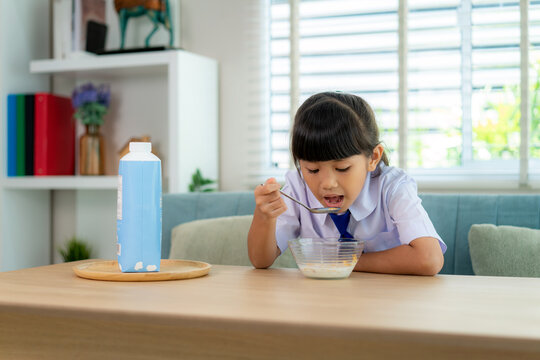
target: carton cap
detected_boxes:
[129,142,151,152]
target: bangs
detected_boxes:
[292,99,368,163]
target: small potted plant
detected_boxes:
[189,168,217,192]
[58,236,92,262]
[71,82,111,175]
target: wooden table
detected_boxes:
[1,261,540,360]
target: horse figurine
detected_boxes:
[114,0,173,49]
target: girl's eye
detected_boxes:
[336,166,351,172]
[307,168,319,174]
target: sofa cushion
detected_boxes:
[162,192,256,260]
[169,215,297,268]
[468,224,540,277]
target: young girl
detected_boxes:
[247,92,446,275]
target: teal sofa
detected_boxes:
[162,192,540,275]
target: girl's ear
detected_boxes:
[368,144,384,171]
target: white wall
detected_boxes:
[180,0,253,191]
[0,0,52,270]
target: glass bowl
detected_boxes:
[288,238,364,279]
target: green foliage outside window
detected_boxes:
[366,63,540,168]
[475,62,540,159]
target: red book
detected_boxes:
[34,93,76,176]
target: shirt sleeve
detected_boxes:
[275,172,301,254]
[276,211,300,254]
[386,179,447,254]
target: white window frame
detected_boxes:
[257,0,540,192]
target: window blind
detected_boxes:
[256,0,540,188]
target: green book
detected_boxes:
[15,94,25,176]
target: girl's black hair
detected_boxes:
[291,92,389,169]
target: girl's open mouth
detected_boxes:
[323,195,344,208]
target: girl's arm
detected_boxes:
[247,178,286,268]
[354,237,444,275]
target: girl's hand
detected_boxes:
[254,178,287,220]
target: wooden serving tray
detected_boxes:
[73,259,211,282]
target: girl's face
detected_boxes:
[299,145,384,213]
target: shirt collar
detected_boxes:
[348,168,379,221]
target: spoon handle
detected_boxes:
[279,190,310,211]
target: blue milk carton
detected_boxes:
[117,142,162,272]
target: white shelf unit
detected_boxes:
[30,50,218,193]
[1,48,218,271]
[2,176,118,190]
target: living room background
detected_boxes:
[1,0,539,269]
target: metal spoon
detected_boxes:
[279,190,341,214]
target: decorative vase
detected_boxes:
[79,124,105,175]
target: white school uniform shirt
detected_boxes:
[275,164,447,255]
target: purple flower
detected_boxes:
[71,82,111,126]
[71,82,110,109]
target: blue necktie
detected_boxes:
[330,210,354,240]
